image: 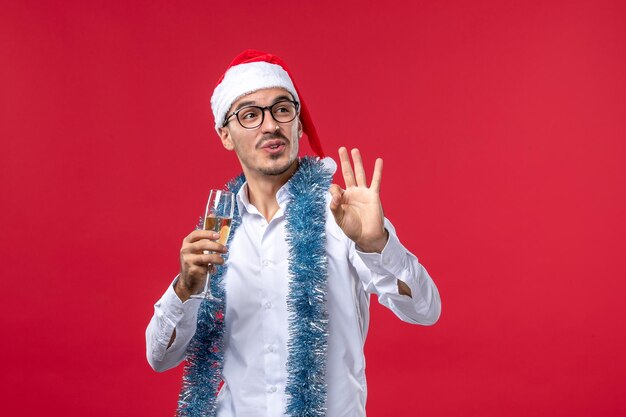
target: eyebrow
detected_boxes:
[233,94,294,112]
[234,100,255,111]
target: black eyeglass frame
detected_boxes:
[222,100,300,129]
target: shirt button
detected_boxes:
[266,345,275,353]
[262,259,271,267]
[269,386,277,393]
[264,301,272,310]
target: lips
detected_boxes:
[260,139,287,154]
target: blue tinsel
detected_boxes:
[176,157,331,417]
[176,173,244,417]
[284,158,331,416]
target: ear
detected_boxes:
[218,127,235,151]
[297,119,303,139]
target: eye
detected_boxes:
[273,102,294,114]
[239,108,260,120]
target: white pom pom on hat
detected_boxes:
[210,49,324,158]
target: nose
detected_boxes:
[260,107,279,132]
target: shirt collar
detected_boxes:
[236,181,292,216]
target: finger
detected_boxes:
[328,184,345,224]
[185,262,217,279]
[184,230,220,243]
[184,240,228,254]
[351,148,367,187]
[189,253,226,266]
[186,264,207,278]
[338,147,356,188]
[328,184,344,210]
[330,201,344,227]
[370,158,383,192]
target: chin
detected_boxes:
[259,156,298,176]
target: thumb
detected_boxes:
[328,184,344,223]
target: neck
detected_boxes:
[243,160,299,222]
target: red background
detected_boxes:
[1,0,625,416]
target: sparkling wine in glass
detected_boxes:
[190,189,235,301]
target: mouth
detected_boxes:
[260,139,287,155]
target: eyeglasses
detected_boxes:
[223,100,300,129]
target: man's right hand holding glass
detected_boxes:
[175,230,229,302]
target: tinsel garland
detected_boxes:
[176,173,245,417]
[284,158,331,416]
[176,157,331,417]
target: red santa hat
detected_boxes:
[210,49,325,158]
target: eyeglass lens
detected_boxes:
[237,101,298,129]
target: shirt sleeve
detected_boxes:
[145,276,203,372]
[351,219,442,325]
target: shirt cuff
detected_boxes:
[152,277,202,355]
[356,230,419,299]
[160,276,203,325]
[356,230,408,277]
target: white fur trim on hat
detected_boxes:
[211,61,299,131]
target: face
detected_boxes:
[218,88,302,179]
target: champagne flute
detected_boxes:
[190,189,235,301]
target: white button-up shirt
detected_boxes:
[146,181,441,417]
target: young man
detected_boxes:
[146,49,441,417]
